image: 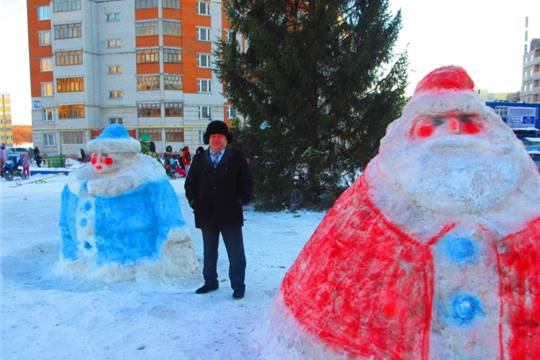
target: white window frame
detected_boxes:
[198,105,211,119]
[197,1,210,15]
[37,6,51,20]
[106,39,123,48]
[198,130,204,144]
[41,82,53,97]
[228,106,237,119]
[197,27,211,41]
[197,79,212,94]
[108,65,122,74]
[42,108,54,122]
[38,30,51,46]
[106,12,120,22]
[109,117,123,124]
[40,57,53,72]
[197,53,211,68]
[43,133,56,146]
[109,90,123,99]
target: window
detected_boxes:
[137,75,160,91]
[198,130,204,144]
[197,79,211,93]
[40,57,53,72]
[38,31,51,46]
[165,102,183,117]
[62,131,84,144]
[136,21,159,36]
[41,82,53,97]
[37,6,51,20]
[163,48,182,63]
[109,90,123,99]
[137,103,161,117]
[138,128,162,141]
[166,128,184,142]
[109,117,123,124]
[58,104,85,119]
[106,12,120,22]
[197,53,211,68]
[55,50,83,66]
[108,65,122,74]
[54,23,82,40]
[163,20,181,36]
[164,75,182,90]
[162,0,180,9]
[135,0,157,9]
[43,133,56,146]
[226,30,235,43]
[228,106,237,119]
[42,108,54,121]
[199,105,211,119]
[57,77,84,93]
[197,1,210,15]
[53,0,81,12]
[106,39,123,48]
[197,27,211,41]
[136,48,159,63]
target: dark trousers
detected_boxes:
[201,224,246,291]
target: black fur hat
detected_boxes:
[203,121,233,145]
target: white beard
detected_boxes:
[366,123,540,241]
[386,135,523,215]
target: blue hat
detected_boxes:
[87,125,141,153]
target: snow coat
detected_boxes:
[278,175,540,359]
[185,147,253,229]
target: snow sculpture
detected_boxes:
[59,124,198,280]
[266,66,540,359]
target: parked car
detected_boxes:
[6,147,28,165]
[529,150,540,171]
[513,127,540,140]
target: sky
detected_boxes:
[1,0,539,125]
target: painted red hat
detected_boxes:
[403,65,485,117]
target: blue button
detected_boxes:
[80,218,87,227]
[83,201,92,212]
[444,236,476,263]
[451,294,484,325]
[84,241,92,249]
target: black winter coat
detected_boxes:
[185,147,253,229]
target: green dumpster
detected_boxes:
[47,155,65,168]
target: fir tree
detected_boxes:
[217,0,408,210]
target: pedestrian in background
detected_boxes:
[33,147,42,168]
[0,143,7,177]
[185,121,253,299]
[181,146,192,174]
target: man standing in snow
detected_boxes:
[185,121,253,299]
[266,66,540,359]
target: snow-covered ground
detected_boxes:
[0,174,324,359]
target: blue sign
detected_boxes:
[32,100,41,109]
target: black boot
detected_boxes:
[195,284,219,294]
[232,288,245,299]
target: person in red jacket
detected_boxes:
[181,146,192,174]
[266,66,540,359]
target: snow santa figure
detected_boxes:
[59,124,198,280]
[266,66,540,359]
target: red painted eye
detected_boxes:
[462,122,483,134]
[103,157,114,166]
[417,124,434,138]
[91,155,97,164]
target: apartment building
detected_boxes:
[0,93,14,146]
[27,0,240,157]
[522,38,540,103]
